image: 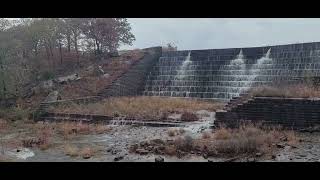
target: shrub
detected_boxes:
[249,84,320,98]
[41,71,55,81]
[157,123,298,158]
[167,128,185,137]
[180,112,199,122]
[0,107,30,121]
[64,144,79,157]
[174,135,194,152]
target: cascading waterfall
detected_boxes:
[228,49,248,96]
[176,51,192,80]
[174,51,192,97]
[230,49,245,66]
[247,48,273,87]
[257,48,272,65]
[144,42,320,101]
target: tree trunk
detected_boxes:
[58,39,63,64]
[74,34,79,65]
[95,39,100,54]
[45,45,50,60]
[67,33,71,52]
[34,42,38,56]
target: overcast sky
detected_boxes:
[120,18,320,50]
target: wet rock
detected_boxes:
[280,136,288,141]
[276,143,286,148]
[155,156,164,162]
[202,153,208,159]
[114,156,124,162]
[298,154,307,157]
[111,149,119,155]
[146,146,154,151]
[136,148,149,155]
[140,141,150,147]
[82,154,91,159]
[151,139,165,145]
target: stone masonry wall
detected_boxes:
[215,97,320,129]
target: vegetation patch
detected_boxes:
[50,96,224,121]
[131,123,299,159]
[249,84,320,98]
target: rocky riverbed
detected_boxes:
[1,110,320,162]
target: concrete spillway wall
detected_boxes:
[144,42,320,101]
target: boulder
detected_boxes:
[114,155,124,162]
[42,80,54,89]
[55,74,81,84]
[98,66,105,74]
[135,148,149,155]
[155,156,164,162]
[102,73,110,79]
[44,91,61,102]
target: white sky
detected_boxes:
[120,18,320,50]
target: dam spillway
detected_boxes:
[143,42,320,101]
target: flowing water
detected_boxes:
[144,43,320,101]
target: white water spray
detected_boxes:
[230,49,245,66]
[257,48,272,65]
[174,51,192,97]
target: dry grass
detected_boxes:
[51,96,224,120]
[140,123,299,158]
[51,122,112,139]
[63,144,97,159]
[64,144,79,157]
[22,123,54,150]
[80,147,95,159]
[202,131,212,139]
[0,119,8,133]
[213,127,232,140]
[180,112,199,122]
[249,84,320,98]
[195,124,298,156]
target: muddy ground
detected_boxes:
[1,110,320,162]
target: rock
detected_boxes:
[136,148,149,155]
[255,152,262,157]
[276,143,286,148]
[202,153,208,159]
[146,146,154,151]
[42,80,54,89]
[140,141,150,147]
[151,139,165,145]
[271,155,277,159]
[114,156,124,162]
[280,136,288,141]
[44,91,61,102]
[102,73,110,78]
[111,149,119,155]
[98,66,105,74]
[82,154,91,159]
[290,145,298,149]
[247,158,255,162]
[155,156,164,162]
[56,73,81,84]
